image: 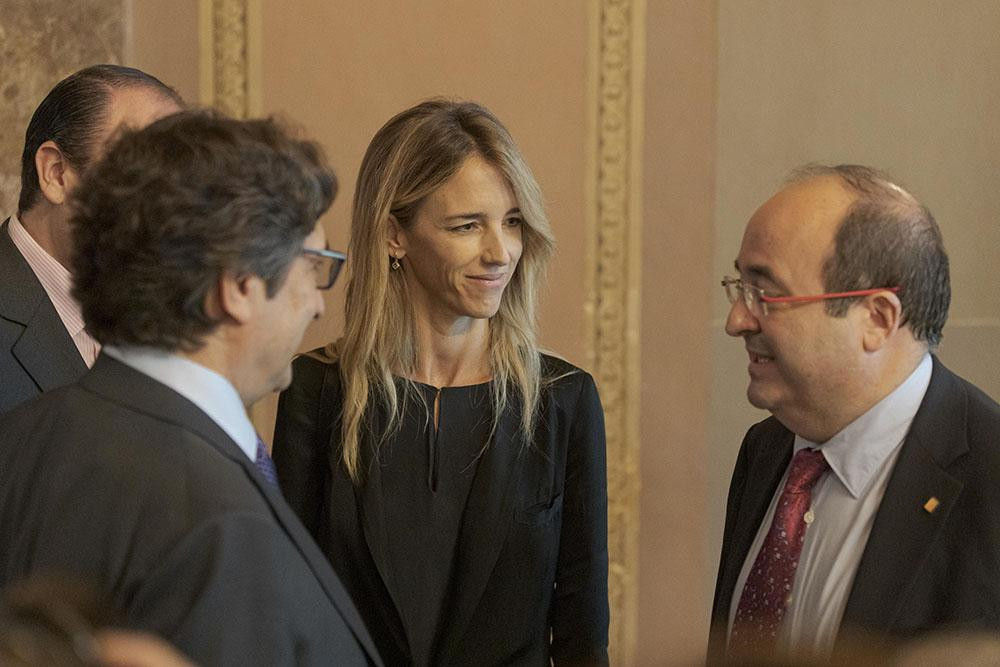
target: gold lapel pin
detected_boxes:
[923,497,940,514]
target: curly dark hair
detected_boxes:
[18,64,183,215]
[789,164,950,347]
[71,110,337,351]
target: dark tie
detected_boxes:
[254,436,280,489]
[729,447,829,653]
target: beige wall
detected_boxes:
[128,0,200,103]
[639,2,716,664]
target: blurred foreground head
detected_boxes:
[0,574,192,667]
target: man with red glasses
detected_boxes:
[709,164,1000,661]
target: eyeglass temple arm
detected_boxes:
[760,286,901,304]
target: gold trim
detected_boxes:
[587,0,644,663]
[198,0,260,118]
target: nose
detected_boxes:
[724,297,760,338]
[482,224,514,267]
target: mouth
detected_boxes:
[747,349,774,365]
[468,274,506,285]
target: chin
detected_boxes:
[268,366,294,395]
[746,382,778,412]
[459,303,502,320]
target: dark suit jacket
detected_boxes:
[273,353,610,666]
[0,217,87,415]
[0,355,382,666]
[709,356,1000,658]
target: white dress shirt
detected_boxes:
[728,354,933,657]
[8,214,100,365]
[103,345,257,462]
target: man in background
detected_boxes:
[1,64,181,414]
[711,164,1000,661]
[0,110,378,665]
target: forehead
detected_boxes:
[96,86,181,155]
[737,175,855,289]
[423,154,516,213]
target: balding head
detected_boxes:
[786,164,950,347]
[18,64,183,215]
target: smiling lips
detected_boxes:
[468,273,506,287]
[748,349,773,364]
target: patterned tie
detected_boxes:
[729,447,829,653]
[254,436,280,489]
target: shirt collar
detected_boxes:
[7,214,86,337]
[102,345,258,462]
[795,353,932,498]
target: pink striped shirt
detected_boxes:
[8,215,100,366]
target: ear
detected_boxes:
[216,273,263,325]
[860,290,903,352]
[386,214,407,259]
[34,141,80,206]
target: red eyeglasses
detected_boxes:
[722,276,900,317]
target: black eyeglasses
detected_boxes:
[301,248,347,290]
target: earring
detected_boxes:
[390,255,401,271]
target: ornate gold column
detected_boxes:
[198,0,260,117]
[586,0,645,663]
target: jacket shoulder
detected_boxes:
[540,353,592,387]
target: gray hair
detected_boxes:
[786,164,950,347]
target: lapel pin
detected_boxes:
[923,497,940,514]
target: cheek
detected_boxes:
[510,239,524,266]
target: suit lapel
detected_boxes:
[0,219,86,390]
[354,404,410,657]
[715,423,794,622]
[842,357,967,633]
[81,356,382,663]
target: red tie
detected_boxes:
[729,448,829,653]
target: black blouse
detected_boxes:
[273,353,609,666]
[380,381,491,664]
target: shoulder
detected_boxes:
[743,414,791,442]
[291,347,341,380]
[939,364,1000,476]
[924,358,1000,447]
[0,225,43,316]
[538,353,603,423]
[283,348,342,405]
[951,368,1000,428]
[737,414,792,462]
[541,353,595,393]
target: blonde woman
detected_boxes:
[273,100,609,666]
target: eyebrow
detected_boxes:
[442,207,522,222]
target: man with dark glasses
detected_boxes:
[0,111,379,666]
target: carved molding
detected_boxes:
[587,0,644,663]
[199,0,260,118]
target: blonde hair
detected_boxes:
[332,99,555,483]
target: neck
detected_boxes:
[789,342,928,443]
[409,309,492,387]
[19,205,73,269]
[181,332,256,408]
